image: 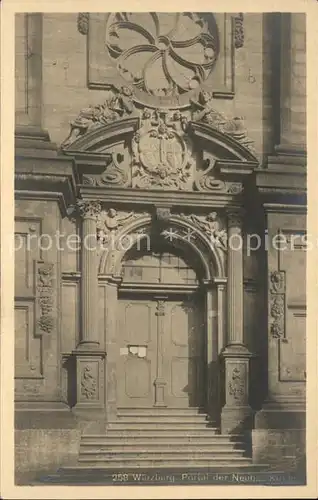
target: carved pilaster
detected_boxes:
[276,13,306,152]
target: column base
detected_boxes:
[154,378,167,407]
[220,343,254,434]
[77,341,101,350]
[221,404,253,434]
[71,349,106,413]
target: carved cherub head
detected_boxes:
[199,89,211,104]
[120,86,133,97]
[107,208,117,218]
[207,212,217,221]
[142,108,152,119]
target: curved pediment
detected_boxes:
[61,89,259,192]
[62,116,140,153]
[189,121,259,163]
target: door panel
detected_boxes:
[117,299,157,407]
[117,294,205,408]
[163,297,205,408]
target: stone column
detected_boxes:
[226,211,244,346]
[278,13,306,152]
[78,199,101,348]
[221,209,253,434]
[72,199,105,414]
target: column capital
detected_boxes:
[226,208,244,228]
[77,199,102,220]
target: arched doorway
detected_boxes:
[116,239,207,410]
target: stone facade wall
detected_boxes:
[14,12,307,479]
[15,13,274,160]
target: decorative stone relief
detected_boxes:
[181,212,227,250]
[190,90,254,150]
[132,108,194,190]
[228,367,245,400]
[36,262,54,334]
[269,271,286,340]
[97,209,149,245]
[155,207,171,222]
[155,300,166,316]
[106,12,219,98]
[61,86,135,149]
[194,152,244,194]
[76,200,102,220]
[77,13,89,35]
[83,152,130,188]
[80,364,97,399]
[234,13,244,49]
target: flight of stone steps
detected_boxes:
[74,407,262,469]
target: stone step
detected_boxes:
[81,436,245,447]
[77,457,253,467]
[115,414,210,423]
[80,444,247,454]
[86,430,237,438]
[107,421,217,430]
[117,407,206,415]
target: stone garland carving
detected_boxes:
[155,300,166,317]
[132,108,194,190]
[80,365,97,399]
[37,262,54,334]
[61,86,135,149]
[269,271,286,339]
[228,367,245,400]
[234,13,244,49]
[77,13,89,35]
[180,212,227,251]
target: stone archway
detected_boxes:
[98,212,227,422]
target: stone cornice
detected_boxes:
[78,185,245,209]
[253,164,307,208]
[15,150,78,216]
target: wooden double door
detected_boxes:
[117,292,206,408]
